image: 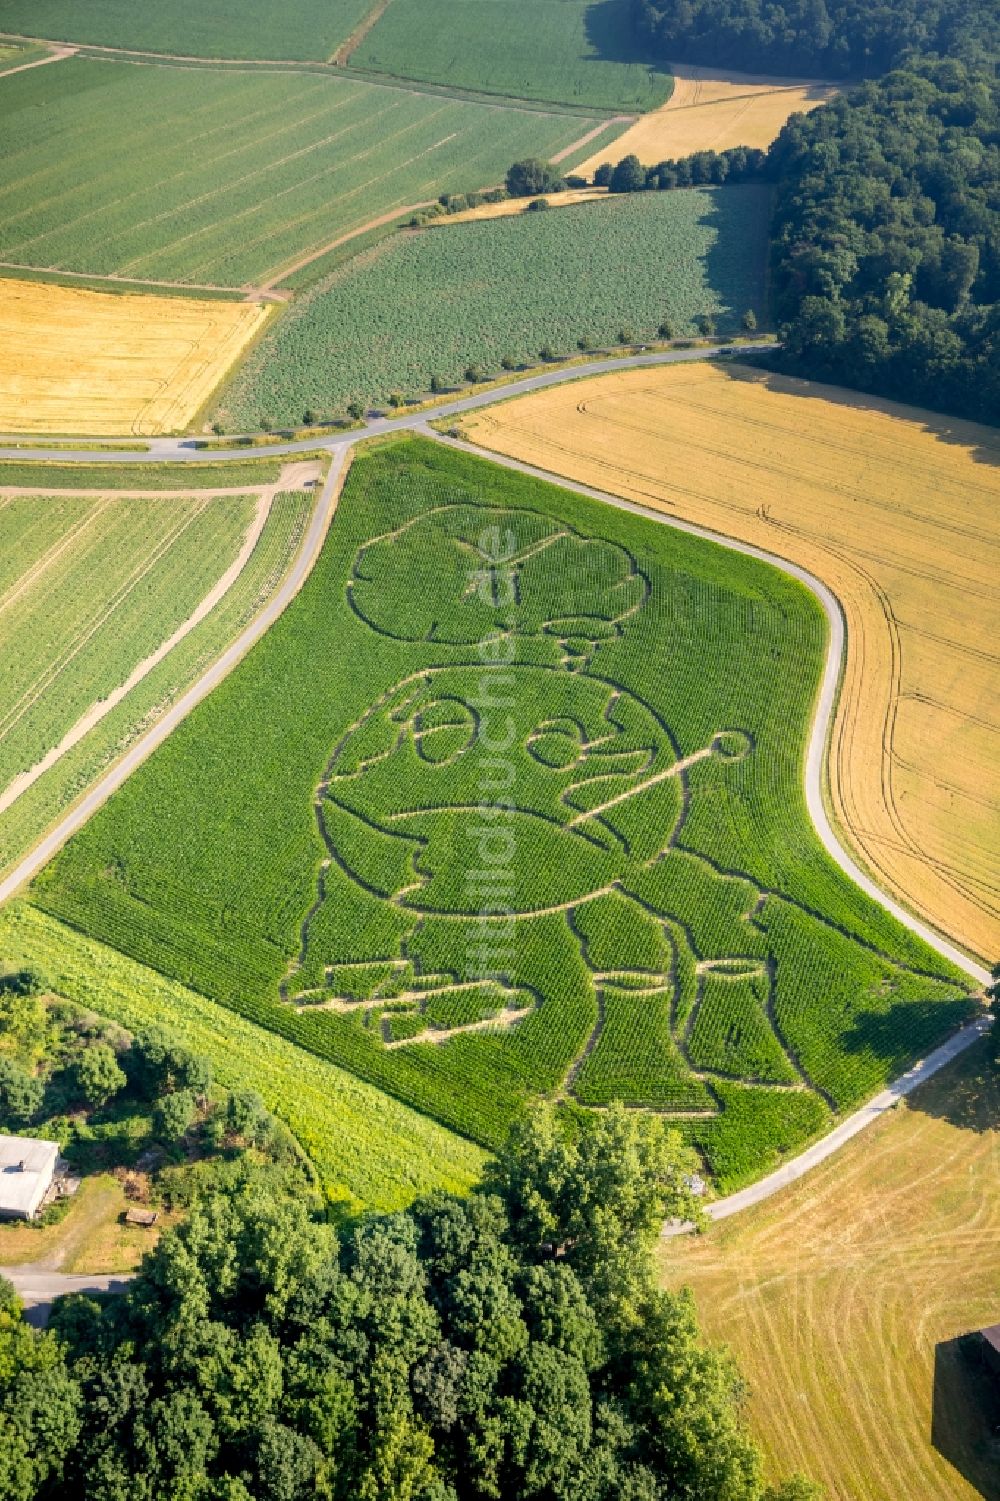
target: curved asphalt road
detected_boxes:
[0,344,773,464]
[0,349,988,1293]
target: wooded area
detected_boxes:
[631,0,998,78]
[770,61,999,422]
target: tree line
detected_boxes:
[0,1105,822,1501]
[630,0,998,79]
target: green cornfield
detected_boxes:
[29,438,974,1190]
[0,903,485,1211]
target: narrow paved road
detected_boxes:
[0,345,774,463]
[0,347,987,1247]
[1,1266,133,1327]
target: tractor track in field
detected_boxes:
[0,44,77,79]
[0,453,348,906]
[0,347,987,1254]
[0,462,320,820]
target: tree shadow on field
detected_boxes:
[583,0,664,67]
[844,1004,998,1134]
[908,1033,1000,1135]
[715,361,1000,470]
[932,1335,1000,1500]
[700,185,770,333]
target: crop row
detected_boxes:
[686,972,797,1083]
[0,489,311,878]
[575,985,714,1109]
[218,185,770,425]
[0,0,366,60]
[354,0,672,111]
[0,494,255,797]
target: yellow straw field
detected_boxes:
[659,1040,1000,1501]
[434,187,609,225]
[575,65,838,174]
[0,278,270,436]
[458,362,1000,962]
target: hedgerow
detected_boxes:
[30,437,974,1183]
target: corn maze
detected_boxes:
[31,438,975,1187]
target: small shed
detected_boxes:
[0,1135,60,1221]
[980,1324,1000,1378]
[124,1207,159,1228]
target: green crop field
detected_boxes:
[0,458,288,488]
[29,438,974,1188]
[353,0,671,111]
[0,902,485,1211]
[0,0,367,60]
[0,58,605,288]
[0,490,256,796]
[0,483,311,878]
[218,185,769,428]
[0,39,50,68]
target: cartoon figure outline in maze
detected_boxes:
[282,503,939,1116]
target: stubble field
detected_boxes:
[574,63,838,174]
[661,1039,1000,1501]
[458,362,1000,962]
[0,277,269,434]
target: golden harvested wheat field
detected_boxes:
[458,362,1000,961]
[0,278,270,436]
[659,1041,1000,1501]
[576,65,838,175]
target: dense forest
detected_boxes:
[630,0,999,79]
[769,61,999,422]
[1,1107,821,1501]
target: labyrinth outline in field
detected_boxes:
[346,502,650,664]
[283,641,804,1112]
[277,499,966,1114]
